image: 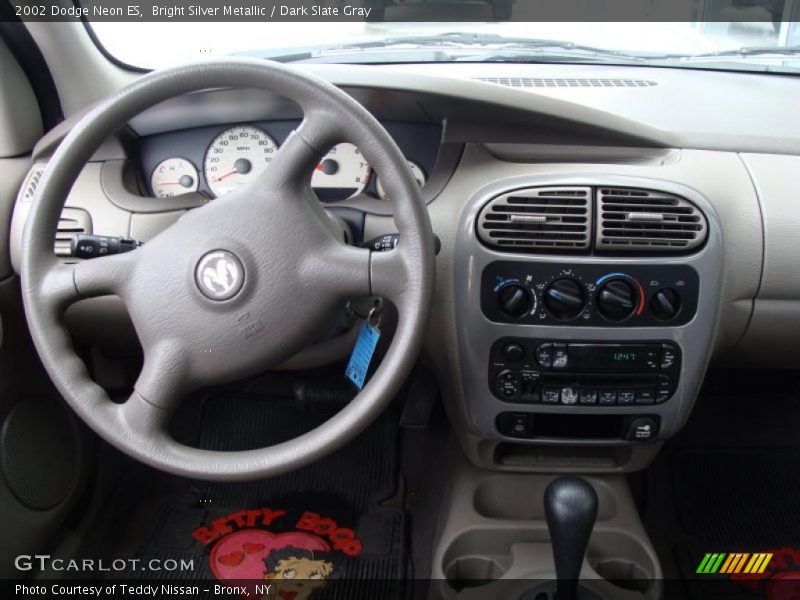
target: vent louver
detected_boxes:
[476,77,657,89]
[55,208,92,257]
[596,188,707,252]
[18,165,46,203]
[477,186,591,250]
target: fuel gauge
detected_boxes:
[150,157,199,198]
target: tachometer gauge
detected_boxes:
[376,161,426,201]
[204,125,278,197]
[311,143,371,202]
[150,157,199,198]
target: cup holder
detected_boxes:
[444,556,508,591]
[441,530,657,598]
[592,559,653,594]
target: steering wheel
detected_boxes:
[20,59,435,481]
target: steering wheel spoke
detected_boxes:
[72,250,138,299]
[119,389,173,440]
[370,249,411,303]
[133,339,189,412]
[303,241,372,299]
[28,250,137,313]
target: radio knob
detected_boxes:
[497,284,533,318]
[650,288,682,321]
[543,278,586,320]
[596,279,637,321]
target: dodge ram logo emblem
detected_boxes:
[196,250,244,300]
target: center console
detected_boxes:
[454,175,723,472]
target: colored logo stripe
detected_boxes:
[698,553,773,574]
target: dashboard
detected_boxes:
[10,60,800,475]
[137,119,441,204]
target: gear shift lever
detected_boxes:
[544,476,599,600]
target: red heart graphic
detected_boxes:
[218,551,244,567]
[209,528,330,598]
[278,592,298,600]
[243,542,265,554]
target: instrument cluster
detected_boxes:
[139,120,439,204]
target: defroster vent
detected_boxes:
[477,186,591,251]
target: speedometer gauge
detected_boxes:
[311,143,371,202]
[150,158,199,198]
[376,161,426,201]
[204,125,278,197]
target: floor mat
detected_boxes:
[640,388,800,600]
[671,448,800,548]
[112,392,409,599]
[666,448,800,600]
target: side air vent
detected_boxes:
[596,188,707,252]
[477,77,657,89]
[17,164,46,203]
[477,186,591,251]
[55,208,92,257]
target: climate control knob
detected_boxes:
[543,278,586,320]
[596,279,637,321]
[497,284,533,318]
[650,288,682,321]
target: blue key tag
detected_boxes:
[346,320,381,390]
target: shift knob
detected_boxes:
[544,476,599,600]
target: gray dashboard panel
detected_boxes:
[732,153,800,367]
[363,144,762,471]
[454,173,723,445]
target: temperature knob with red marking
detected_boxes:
[596,279,637,321]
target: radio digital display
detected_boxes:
[569,344,659,370]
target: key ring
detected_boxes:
[366,299,383,329]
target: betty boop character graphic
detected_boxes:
[263,546,334,600]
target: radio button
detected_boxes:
[542,387,561,403]
[561,387,579,405]
[599,390,617,405]
[635,389,656,404]
[661,344,678,369]
[579,389,599,404]
[618,390,636,404]
[656,375,672,402]
[503,343,526,363]
[535,343,553,368]
[552,344,569,369]
[645,347,661,369]
[494,370,523,399]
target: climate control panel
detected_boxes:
[481,262,699,327]
[489,337,681,407]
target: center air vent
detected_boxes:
[477,186,591,251]
[596,188,707,252]
[476,77,657,89]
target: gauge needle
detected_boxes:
[211,168,239,183]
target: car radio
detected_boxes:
[488,338,681,406]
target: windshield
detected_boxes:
[91,20,800,74]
